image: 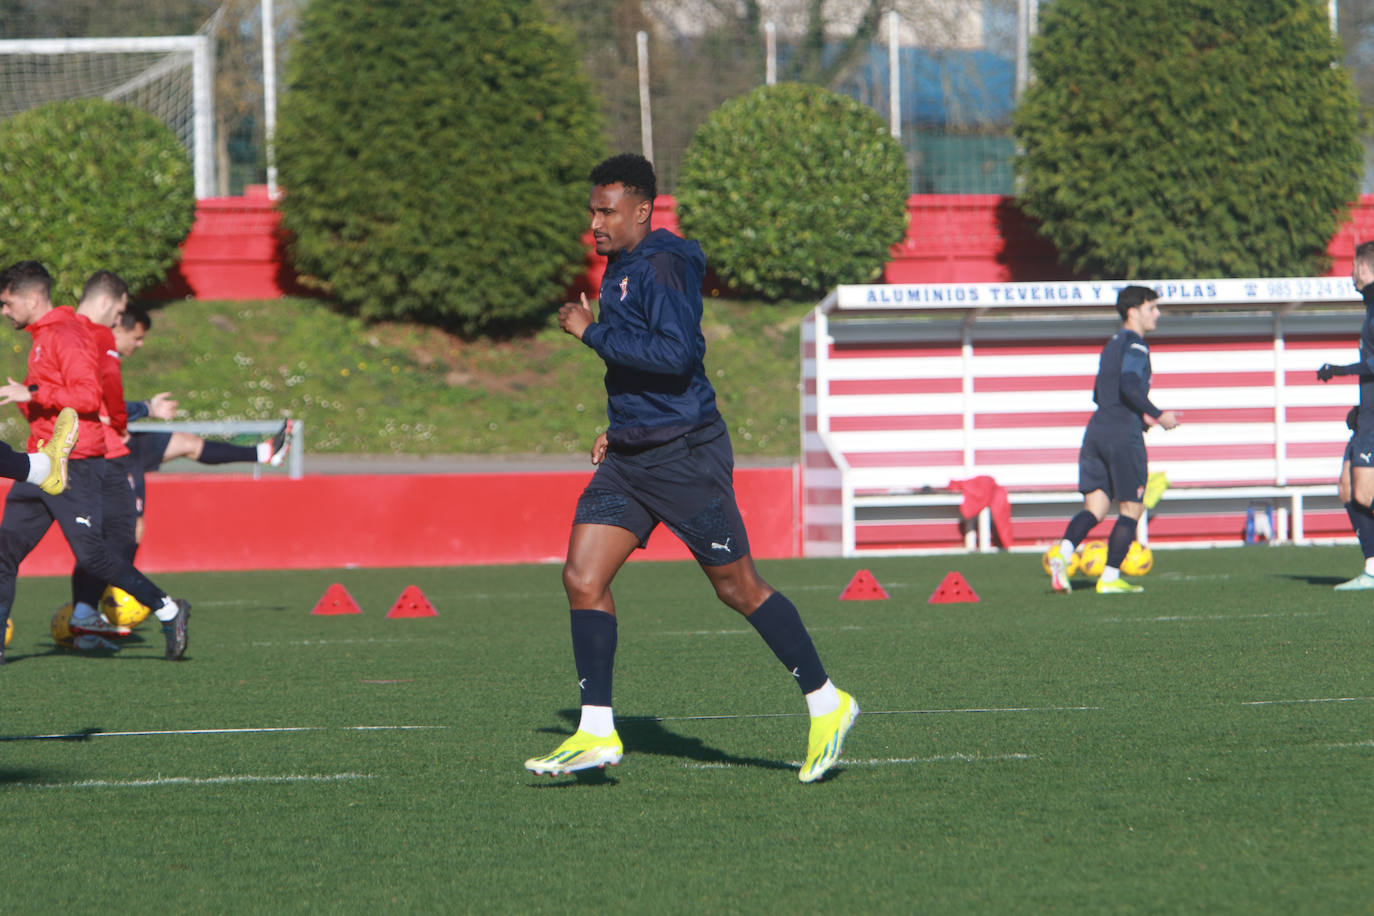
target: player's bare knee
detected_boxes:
[561,562,606,607]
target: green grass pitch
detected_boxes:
[1,546,1371,912]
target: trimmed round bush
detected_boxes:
[0,99,195,302]
[1013,0,1363,279]
[276,0,603,334]
[676,83,909,301]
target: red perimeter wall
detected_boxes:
[158,190,1374,300]
[6,467,799,575]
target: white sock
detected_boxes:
[70,601,100,621]
[256,442,271,463]
[1363,557,1374,575]
[153,597,180,622]
[1099,566,1120,583]
[1058,539,1075,558]
[805,679,839,717]
[578,705,615,737]
[24,453,51,484]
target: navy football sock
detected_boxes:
[0,444,29,483]
[1346,502,1374,559]
[1063,510,1098,548]
[1106,515,1139,569]
[197,441,258,465]
[569,608,617,708]
[746,592,827,694]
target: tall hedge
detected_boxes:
[276,0,603,334]
[0,99,195,302]
[1013,0,1363,279]
[676,83,909,301]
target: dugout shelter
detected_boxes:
[801,276,1362,556]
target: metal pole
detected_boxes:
[765,21,776,85]
[636,30,653,163]
[888,10,900,140]
[1015,0,1029,99]
[1329,0,1337,32]
[262,0,278,199]
[192,34,214,198]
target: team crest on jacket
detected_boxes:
[619,276,629,301]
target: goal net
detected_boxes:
[0,35,214,197]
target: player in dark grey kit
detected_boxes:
[1046,285,1180,595]
[524,154,856,782]
[1319,240,1374,589]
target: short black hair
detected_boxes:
[590,153,656,201]
[119,302,151,331]
[1116,284,1158,321]
[1355,240,1374,270]
[82,269,128,303]
[0,260,52,296]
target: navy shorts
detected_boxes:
[1348,430,1374,469]
[124,432,170,519]
[572,417,750,566]
[1078,426,1148,502]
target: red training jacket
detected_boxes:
[77,313,130,460]
[20,305,105,458]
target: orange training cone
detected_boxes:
[839,569,889,600]
[312,583,362,615]
[387,585,438,618]
[928,571,979,604]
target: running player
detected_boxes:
[524,154,857,782]
[1318,240,1374,589]
[1046,285,1181,595]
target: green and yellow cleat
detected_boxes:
[1096,577,1143,595]
[525,730,623,776]
[36,407,78,496]
[1333,572,1374,591]
[1047,545,1073,593]
[799,689,859,783]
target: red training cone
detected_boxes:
[387,585,438,618]
[839,569,889,600]
[312,583,362,615]
[928,571,979,604]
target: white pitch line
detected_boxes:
[28,773,377,789]
[247,642,428,648]
[1240,696,1374,707]
[1102,611,1326,624]
[1,724,448,741]
[685,752,1036,770]
[620,704,1098,723]
[1325,740,1374,749]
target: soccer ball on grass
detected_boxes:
[1121,541,1154,576]
[101,586,150,628]
[1076,540,1108,578]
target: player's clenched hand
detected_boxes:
[590,431,608,466]
[558,293,594,340]
[1317,363,1337,382]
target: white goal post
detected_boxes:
[0,35,215,198]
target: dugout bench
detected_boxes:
[801,277,1360,557]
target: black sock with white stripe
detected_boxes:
[747,592,827,695]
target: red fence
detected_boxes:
[159,190,1374,301]
[7,466,799,576]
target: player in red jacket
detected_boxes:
[0,261,189,663]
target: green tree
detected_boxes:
[1014,0,1363,279]
[275,0,603,334]
[0,99,195,301]
[676,82,909,301]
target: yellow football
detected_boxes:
[1076,540,1109,578]
[1041,546,1081,577]
[1121,541,1154,576]
[51,602,75,647]
[101,586,151,629]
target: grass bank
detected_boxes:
[0,296,812,457]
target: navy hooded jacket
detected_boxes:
[581,227,721,451]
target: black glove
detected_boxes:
[1348,406,1359,433]
[1317,363,1337,382]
